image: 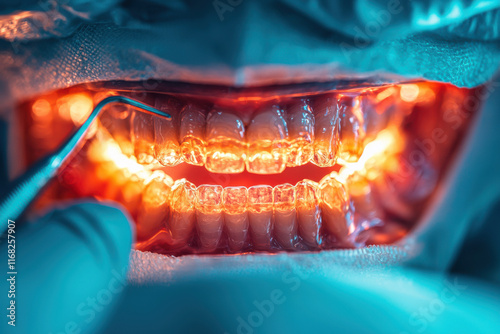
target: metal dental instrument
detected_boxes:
[0,95,171,234]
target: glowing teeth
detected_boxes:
[312,96,339,167]
[205,110,246,173]
[87,135,398,252]
[169,179,196,245]
[154,99,181,166]
[25,81,477,254]
[246,105,287,174]
[338,95,365,163]
[247,185,274,250]
[319,175,351,243]
[121,90,403,172]
[136,174,172,241]
[179,103,206,166]
[286,99,315,167]
[295,180,322,247]
[132,111,156,164]
[223,186,249,252]
[195,185,224,251]
[273,183,298,249]
[91,85,411,252]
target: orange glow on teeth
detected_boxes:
[337,127,401,182]
[132,112,156,164]
[286,99,315,166]
[179,103,207,166]
[169,179,196,244]
[338,95,365,163]
[222,186,249,251]
[195,184,224,251]
[19,80,481,254]
[196,184,223,214]
[246,105,287,174]
[205,110,246,173]
[223,186,248,214]
[312,96,339,167]
[319,175,350,243]
[136,174,172,241]
[247,185,274,250]
[273,183,298,249]
[295,180,322,247]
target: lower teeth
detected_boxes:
[78,125,399,254]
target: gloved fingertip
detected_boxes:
[12,200,134,333]
[66,200,135,269]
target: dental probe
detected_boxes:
[0,96,171,234]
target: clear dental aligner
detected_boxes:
[18,80,478,255]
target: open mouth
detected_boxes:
[17,79,479,256]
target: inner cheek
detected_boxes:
[15,81,480,255]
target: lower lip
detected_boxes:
[16,80,480,256]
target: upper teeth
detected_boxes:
[102,86,402,174]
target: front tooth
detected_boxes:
[154,98,182,166]
[295,180,322,248]
[312,96,339,167]
[132,111,156,164]
[286,99,314,166]
[205,110,246,173]
[247,185,274,250]
[246,105,288,174]
[319,174,351,243]
[223,186,249,252]
[168,179,196,246]
[273,184,298,249]
[179,103,206,166]
[338,95,365,162]
[195,185,224,251]
[136,172,172,242]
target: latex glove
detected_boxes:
[0,201,133,334]
[99,259,500,334]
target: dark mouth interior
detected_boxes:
[16,80,480,256]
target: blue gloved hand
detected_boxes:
[0,201,133,334]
